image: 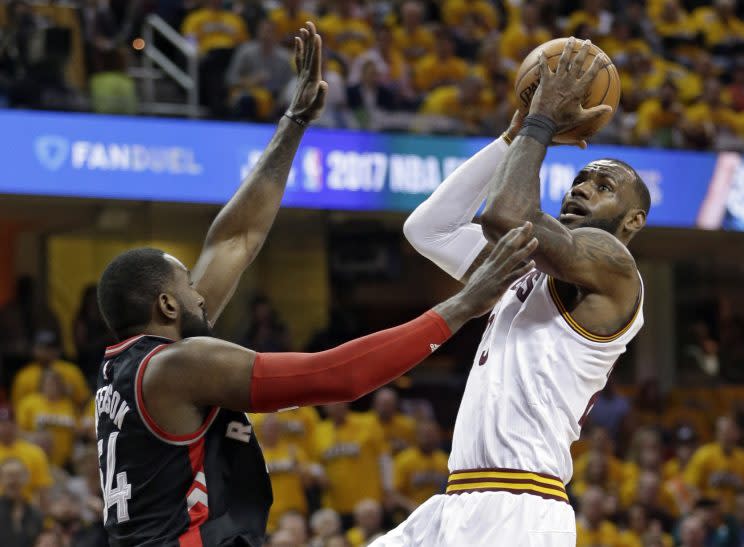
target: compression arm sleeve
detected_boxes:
[250,310,451,412]
[403,136,509,280]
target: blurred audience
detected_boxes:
[0,458,43,547]
[367,388,415,455]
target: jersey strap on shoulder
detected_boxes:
[547,276,643,343]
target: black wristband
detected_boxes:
[518,114,558,146]
[284,111,308,128]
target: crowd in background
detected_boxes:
[0,275,741,546]
[3,0,744,149]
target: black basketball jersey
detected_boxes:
[95,335,273,547]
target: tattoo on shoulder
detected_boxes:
[575,231,635,274]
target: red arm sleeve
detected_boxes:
[250,310,451,412]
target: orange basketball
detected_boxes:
[514,38,620,143]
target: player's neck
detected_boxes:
[140,323,182,342]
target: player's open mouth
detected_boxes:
[560,201,589,220]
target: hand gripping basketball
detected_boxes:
[529,38,613,136]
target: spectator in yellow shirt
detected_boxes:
[0,458,44,543]
[618,504,673,547]
[367,388,415,454]
[620,50,670,113]
[684,415,744,513]
[621,470,678,525]
[500,4,552,66]
[571,449,621,499]
[393,420,448,511]
[654,0,701,63]
[345,499,384,547]
[564,0,614,38]
[269,0,314,47]
[419,75,495,135]
[412,29,469,93]
[314,403,391,521]
[11,330,90,414]
[16,369,78,468]
[683,78,744,148]
[572,426,626,489]
[181,0,249,55]
[251,406,321,458]
[319,1,373,62]
[576,486,623,547]
[256,415,311,533]
[0,406,52,507]
[693,0,744,51]
[393,1,435,63]
[635,80,684,147]
[441,0,498,33]
[664,426,697,516]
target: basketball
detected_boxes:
[514,38,620,143]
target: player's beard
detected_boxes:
[179,303,212,339]
[580,211,626,235]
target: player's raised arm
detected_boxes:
[403,113,523,283]
[480,38,641,298]
[143,225,537,416]
[191,22,328,325]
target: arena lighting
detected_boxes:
[132,38,145,51]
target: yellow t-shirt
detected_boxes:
[262,441,308,532]
[500,25,551,63]
[618,530,673,547]
[313,412,389,514]
[17,394,77,467]
[565,11,601,36]
[685,102,744,136]
[413,54,469,92]
[11,361,90,413]
[181,8,249,55]
[0,439,53,500]
[268,8,315,42]
[635,99,683,140]
[618,473,679,516]
[684,442,744,513]
[251,406,320,456]
[393,26,435,62]
[393,447,449,506]
[572,451,628,486]
[420,85,495,127]
[576,519,622,547]
[364,412,416,454]
[620,57,669,99]
[441,0,499,30]
[318,14,373,61]
[693,6,744,48]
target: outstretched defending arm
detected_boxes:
[480,39,635,296]
[145,225,538,413]
[191,22,328,325]
[403,114,522,282]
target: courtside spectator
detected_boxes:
[226,19,293,121]
[368,388,415,455]
[16,369,77,468]
[314,403,390,527]
[392,419,448,512]
[261,415,312,533]
[576,486,623,546]
[11,331,89,414]
[181,0,248,55]
[685,416,744,514]
[0,458,43,547]
[346,499,384,546]
[309,508,342,547]
[0,406,52,509]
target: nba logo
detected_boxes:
[302,148,323,192]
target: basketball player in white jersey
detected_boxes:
[371,39,649,546]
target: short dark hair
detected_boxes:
[97,248,175,339]
[603,158,651,215]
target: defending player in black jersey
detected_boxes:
[93,22,542,547]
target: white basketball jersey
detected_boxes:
[449,270,644,484]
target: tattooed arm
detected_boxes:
[480,39,637,299]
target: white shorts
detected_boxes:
[370,491,576,547]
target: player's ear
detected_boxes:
[625,209,646,233]
[156,293,179,322]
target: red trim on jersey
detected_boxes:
[104,335,147,358]
[179,438,209,547]
[135,344,219,443]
